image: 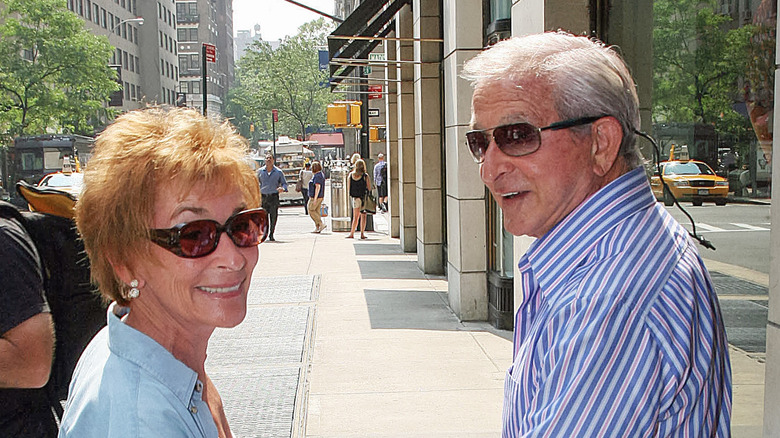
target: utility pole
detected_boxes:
[202,44,207,116]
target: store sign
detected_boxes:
[368,108,380,117]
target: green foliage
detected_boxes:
[226,18,337,142]
[0,0,119,137]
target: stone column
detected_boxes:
[396,5,417,252]
[386,37,401,238]
[764,38,780,437]
[443,0,487,319]
[413,0,444,274]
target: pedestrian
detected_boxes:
[462,31,731,436]
[257,154,288,242]
[299,162,314,214]
[346,158,371,239]
[373,153,388,212]
[307,161,326,233]
[59,107,268,437]
[0,214,57,437]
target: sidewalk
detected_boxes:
[206,201,766,437]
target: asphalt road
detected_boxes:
[662,202,771,274]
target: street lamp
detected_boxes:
[109,17,144,34]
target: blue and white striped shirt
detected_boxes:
[503,167,731,437]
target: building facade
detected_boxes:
[175,0,234,117]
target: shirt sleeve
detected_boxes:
[0,219,47,335]
[279,169,288,191]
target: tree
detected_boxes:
[227,18,336,141]
[655,1,758,132]
[0,0,119,138]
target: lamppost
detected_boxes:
[109,17,144,34]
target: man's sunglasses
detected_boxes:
[150,208,268,258]
[465,115,608,163]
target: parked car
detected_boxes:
[650,160,729,206]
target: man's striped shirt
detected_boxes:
[503,167,731,437]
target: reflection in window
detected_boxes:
[653,0,775,196]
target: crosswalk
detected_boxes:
[681,222,770,233]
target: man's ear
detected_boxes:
[590,116,624,177]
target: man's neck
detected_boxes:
[266,165,274,172]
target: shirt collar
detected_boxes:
[523,167,656,298]
[106,303,200,406]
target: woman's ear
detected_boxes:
[590,116,624,177]
[108,256,135,285]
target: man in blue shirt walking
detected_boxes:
[462,31,731,436]
[257,154,287,241]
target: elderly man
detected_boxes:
[462,32,731,436]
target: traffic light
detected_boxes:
[369,125,386,142]
[327,101,362,128]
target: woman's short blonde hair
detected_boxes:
[75,107,260,304]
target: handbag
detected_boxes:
[295,179,303,192]
[361,191,377,215]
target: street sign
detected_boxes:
[368,85,382,99]
[368,108,380,118]
[203,43,216,63]
[272,109,279,122]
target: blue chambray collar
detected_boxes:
[522,167,657,298]
[105,303,201,407]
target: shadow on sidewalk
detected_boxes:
[357,260,428,279]
[363,289,462,331]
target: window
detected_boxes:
[160,31,164,47]
[123,51,128,70]
[131,83,136,100]
[122,23,127,39]
[192,80,200,94]
[179,54,189,71]
[124,82,130,100]
[85,0,91,19]
[158,2,162,19]
[128,55,134,72]
[134,56,140,73]
[108,12,114,30]
[93,4,100,24]
[101,8,107,28]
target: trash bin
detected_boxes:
[330,165,351,232]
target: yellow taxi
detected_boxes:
[36,156,83,198]
[650,158,729,206]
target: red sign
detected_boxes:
[203,43,216,63]
[272,109,279,122]
[368,85,382,100]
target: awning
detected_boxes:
[327,0,411,89]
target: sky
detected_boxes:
[232,0,337,41]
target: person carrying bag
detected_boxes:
[346,159,371,239]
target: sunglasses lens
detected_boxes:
[178,220,219,257]
[229,210,268,246]
[465,132,489,162]
[494,123,540,157]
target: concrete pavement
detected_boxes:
[206,198,766,437]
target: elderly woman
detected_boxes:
[59,107,267,437]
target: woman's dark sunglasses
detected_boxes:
[150,208,268,258]
[465,115,607,163]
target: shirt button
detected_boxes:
[190,406,198,414]
[195,382,203,392]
